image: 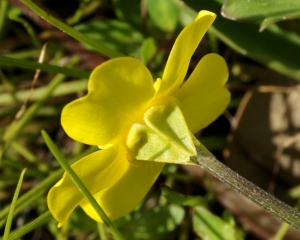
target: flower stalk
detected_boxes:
[192,147,300,230]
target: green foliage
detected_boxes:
[120,205,185,239]
[161,184,208,207]
[140,37,157,65]
[145,0,179,33]
[193,206,243,240]
[222,0,300,31]
[112,0,142,29]
[75,20,144,56]
[183,0,300,81]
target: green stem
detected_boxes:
[41,130,125,240]
[192,147,300,231]
[3,168,27,240]
[20,0,124,59]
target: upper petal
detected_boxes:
[80,161,165,222]
[62,57,155,147]
[175,53,230,133]
[47,145,130,227]
[156,10,216,98]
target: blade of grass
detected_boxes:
[0,0,8,39]
[0,79,87,105]
[192,147,300,231]
[272,200,300,240]
[0,56,79,164]
[11,141,49,173]
[2,158,46,179]
[0,211,53,240]
[0,56,90,79]
[0,69,18,104]
[67,0,102,25]
[273,223,291,240]
[0,146,97,228]
[97,222,108,240]
[20,0,124,59]
[3,168,27,240]
[9,14,41,48]
[41,130,125,240]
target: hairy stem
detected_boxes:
[192,147,300,231]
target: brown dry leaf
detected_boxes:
[226,65,300,239]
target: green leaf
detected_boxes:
[174,0,300,82]
[193,206,243,240]
[75,20,144,56]
[140,37,157,65]
[121,205,185,239]
[112,0,142,29]
[161,184,208,207]
[222,0,300,32]
[145,0,179,33]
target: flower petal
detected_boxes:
[175,53,230,133]
[61,57,155,147]
[156,10,216,98]
[80,161,164,222]
[48,145,130,227]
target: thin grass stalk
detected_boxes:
[3,169,27,240]
[41,130,125,240]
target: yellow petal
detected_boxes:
[47,145,130,227]
[156,10,216,98]
[80,161,164,222]
[61,57,155,147]
[175,53,230,133]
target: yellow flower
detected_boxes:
[48,10,230,227]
